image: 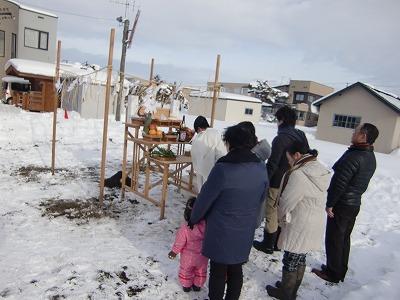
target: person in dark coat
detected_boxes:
[312,123,379,283]
[189,124,269,300]
[254,106,309,254]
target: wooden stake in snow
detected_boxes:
[51,40,61,175]
[99,28,116,206]
[210,54,221,128]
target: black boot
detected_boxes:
[253,230,277,254]
[192,285,201,292]
[266,269,297,300]
[292,265,305,299]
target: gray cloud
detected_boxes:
[19,0,400,93]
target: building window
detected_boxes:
[308,95,315,102]
[332,114,361,129]
[24,28,49,50]
[297,111,305,121]
[245,108,253,115]
[11,33,17,58]
[294,92,305,102]
[0,30,5,57]
[39,31,48,50]
[241,87,249,94]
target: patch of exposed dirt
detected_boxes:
[40,198,106,222]
[79,166,99,182]
[0,288,11,297]
[12,165,75,182]
[97,268,148,298]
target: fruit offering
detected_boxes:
[148,123,163,136]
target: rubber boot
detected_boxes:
[292,264,305,299]
[253,230,276,254]
[266,269,297,300]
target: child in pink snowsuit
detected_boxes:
[168,197,208,292]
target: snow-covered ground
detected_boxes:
[0,104,399,299]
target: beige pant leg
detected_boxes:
[264,187,279,233]
[194,174,205,194]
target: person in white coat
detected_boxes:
[191,116,226,192]
[266,141,330,300]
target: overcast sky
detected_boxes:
[17,0,400,93]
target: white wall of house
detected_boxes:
[225,100,261,123]
[17,8,57,63]
[0,1,57,79]
[188,97,227,121]
[316,85,400,154]
[0,0,19,79]
[392,117,400,149]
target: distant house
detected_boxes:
[285,80,334,127]
[313,82,400,154]
[188,91,262,124]
[0,0,58,80]
[206,82,250,95]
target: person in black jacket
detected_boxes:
[253,106,309,254]
[312,123,379,283]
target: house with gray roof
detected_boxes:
[313,82,400,154]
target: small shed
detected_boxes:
[5,59,57,111]
[4,58,131,118]
[188,91,262,124]
[313,82,400,154]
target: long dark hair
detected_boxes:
[287,140,318,157]
[184,197,196,222]
[237,121,258,147]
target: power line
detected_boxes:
[19,1,115,21]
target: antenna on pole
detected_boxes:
[127,9,140,48]
[109,0,135,18]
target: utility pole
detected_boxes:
[115,18,129,121]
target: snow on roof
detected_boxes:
[313,82,400,113]
[6,0,57,18]
[190,91,262,104]
[5,59,55,77]
[1,75,30,84]
[261,102,272,107]
[5,59,130,87]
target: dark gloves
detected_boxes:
[168,251,177,260]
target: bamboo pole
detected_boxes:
[99,28,116,206]
[149,58,154,84]
[210,54,221,128]
[51,40,61,175]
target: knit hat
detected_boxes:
[251,139,271,161]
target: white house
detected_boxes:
[0,0,58,79]
[188,91,262,124]
[313,82,400,154]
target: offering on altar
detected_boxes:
[151,147,176,160]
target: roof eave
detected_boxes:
[313,82,400,114]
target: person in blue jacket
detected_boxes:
[189,124,269,300]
